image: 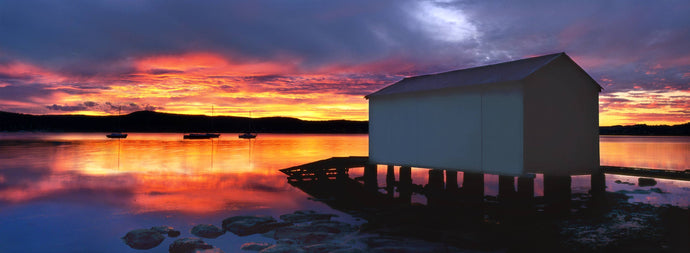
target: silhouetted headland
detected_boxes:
[0,111,367,133]
[1,111,688,135]
[599,122,690,136]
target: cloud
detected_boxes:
[46,104,88,112]
[0,0,688,123]
[148,69,185,75]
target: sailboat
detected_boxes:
[106,106,128,139]
[184,106,220,139]
[239,111,257,139]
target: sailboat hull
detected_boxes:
[106,133,128,138]
[184,133,220,139]
[239,133,256,139]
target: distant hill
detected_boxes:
[0,111,368,133]
[1,111,688,135]
[599,122,690,136]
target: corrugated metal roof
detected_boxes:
[366,52,595,99]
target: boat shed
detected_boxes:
[366,53,602,176]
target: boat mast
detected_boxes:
[117,106,122,132]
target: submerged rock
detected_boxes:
[309,220,357,234]
[222,215,292,236]
[279,210,337,223]
[191,224,225,238]
[270,220,358,245]
[361,236,461,253]
[650,187,665,194]
[639,178,657,187]
[614,180,635,185]
[169,237,221,253]
[258,244,306,253]
[273,227,335,245]
[302,243,351,253]
[151,226,181,237]
[122,228,165,250]
[240,242,272,251]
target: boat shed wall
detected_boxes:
[523,56,600,175]
[368,82,524,175]
[367,53,600,176]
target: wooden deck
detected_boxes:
[602,166,690,181]
[279,156,369,182]
[279,156,690,181]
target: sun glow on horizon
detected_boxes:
[0,52,687,124]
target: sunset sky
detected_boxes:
[0,0,688,126]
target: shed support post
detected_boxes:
[427,169,444,207]
[544,174,571,215]
[399,166,412,204]
[517,176,535,215]
[386,165,395,197]
[590,168,606,204]
[364,164,378,192]
[446,170,458,193]
[498,175,515,200]
[463,172,484,206]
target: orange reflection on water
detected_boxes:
[0,133,368,214]
[600,136,690,171]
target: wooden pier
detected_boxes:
[280,156,369,182]
[281,157,690,182]
[602,166,690,181]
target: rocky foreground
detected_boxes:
[122,210,460,252]
[123,193,689,253]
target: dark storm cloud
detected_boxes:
[452,0,690,92]
[0,0,414,75]
[46,104,88,111]
[104,102,161,113]
[148,69,185,75]
[2,1,687,76]
[0,84,55,103]
[0,0,688,109]
[45,101,98,111]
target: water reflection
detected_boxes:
[284,162,690,251]
[600,136,690,171]
[0,133,689,252]
[0,133,368,214]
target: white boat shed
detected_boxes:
[366,52,602,177]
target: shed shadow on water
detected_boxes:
[283,163,690,252]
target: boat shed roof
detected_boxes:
[365,52,600,99]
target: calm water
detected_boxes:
[0,133,688,252]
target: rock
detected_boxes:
[330,249,364,253]
[270,220,357,245]
[302,243,350,253]
[151,226,181,237]
[638,178,657,187]
[222,215,275,229]
[258,244,306,253]
[240,242,272,251]
[169,237,219,253]
[122,228,165,250]
[362,236,457,253]
[191,224,225,238]
[279,210,337,223]
[273,226,335,245]
[650,187,665,194]
[309,220,357,234]
[223,215,292,236]
[614,180,634,185]
[276,239,297,245]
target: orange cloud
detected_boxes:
[2,52,687,124]
[599,90,689,126]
